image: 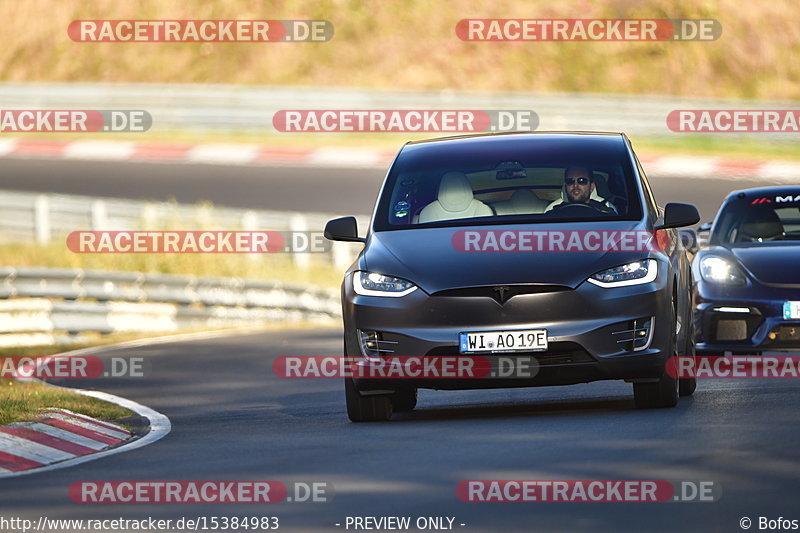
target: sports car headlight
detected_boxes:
[588,259,658,288]
[699,256,745,285]
[353,271,418,297]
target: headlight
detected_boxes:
[588,259,658,288]
[353,271,418,297]
[699,256,745,285]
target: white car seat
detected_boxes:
[418,172,493,223]
[493,189,549,215]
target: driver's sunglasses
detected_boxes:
[565,177,590,185]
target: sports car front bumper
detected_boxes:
[694,281,800,353]
[343,271,676,393]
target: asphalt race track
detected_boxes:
[0,329,797,532]
[0,158,385,215]
[1,159,797,532]
[0,157,774,221]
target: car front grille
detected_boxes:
[431,284,571,305]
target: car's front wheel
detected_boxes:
[633,295,680,409]
[391,388,417,412]
[344,377,392,422]
[678,312,697,397]
[633,370,679,409]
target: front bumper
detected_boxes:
[694,281,800,352]
[343,271,674,393]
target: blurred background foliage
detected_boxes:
[0,0,798,99]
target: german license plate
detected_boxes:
[783,301,800,320]
[459,329,548,353]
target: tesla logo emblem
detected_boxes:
[493,286,511,304]
[751,197,772,204]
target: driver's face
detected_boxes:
[564,167,594,203]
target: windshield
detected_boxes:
[373,134,643,231]
[711,193,800,246]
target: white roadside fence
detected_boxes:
[0,189,369,270]
[0,267,343,347]
[0,190,370,345]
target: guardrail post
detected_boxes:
[242,211,259,262]
[332,242,353,270]
[290,214,310,270]
[141,204,157,230]
[91,200,108,230]
[34,195,51,244]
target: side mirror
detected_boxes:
[324,216,366,243]
[678,229,698,254]
[654,203,700,230]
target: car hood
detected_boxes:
[363,222,655,293]
[723,244,800,285]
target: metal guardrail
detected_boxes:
[0,189,369,270]
[0,267,342,347]
[1,82,799,139]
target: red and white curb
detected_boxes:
[0,138,397,169]
[0,408,131,474]
[0,329,263,478]
[1,137,799,181]
[0,392,170,478]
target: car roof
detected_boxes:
[724,185,800,201]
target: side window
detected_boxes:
[632,150,659,218]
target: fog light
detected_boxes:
[716,320,747,341]
[358,330,382,361]
[633,317,653,351]
[612,316,654,352]
[714,306,750,313]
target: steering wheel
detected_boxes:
[552,202,606,214]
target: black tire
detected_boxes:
[344,377,392,422]
[633,295,680,409]
[633,372,679,408]
[391,388,418,412]
[679,311,697,397]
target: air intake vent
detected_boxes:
[612,317,654,352]
[715,320,748,341]
[358,330,397,360]
[432,285,570,305]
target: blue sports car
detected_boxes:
[693,186,800,354]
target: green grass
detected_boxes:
[0,337,156,426]
[0,379,133,427]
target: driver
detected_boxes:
[544,166,618,214]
